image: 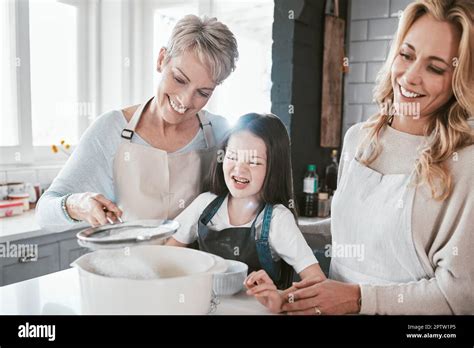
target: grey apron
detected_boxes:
[197,195,294,289]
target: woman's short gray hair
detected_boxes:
[164,14,239,84]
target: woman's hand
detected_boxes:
[244,270,284,314]
[66,192,123,227]
[281,278,361,315]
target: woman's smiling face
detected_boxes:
[391,14,460,119]
[155,48,216,125]
[223,131,267,201]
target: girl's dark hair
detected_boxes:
[208,113,298,219]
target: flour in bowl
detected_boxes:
[89,253,161,280]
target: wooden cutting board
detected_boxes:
[320,14,345,148]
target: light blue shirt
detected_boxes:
[35,109,230,232]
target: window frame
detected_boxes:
[1,0,273,166]
[0,0,33,165]
[0,0,94,166]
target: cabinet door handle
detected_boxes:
[19,252,37,263]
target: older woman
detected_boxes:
[36,15,238,230]
[251,0,474,315]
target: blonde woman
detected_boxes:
[36,15,238,230]
[251,0,474,315]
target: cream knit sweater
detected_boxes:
[333,122,474,315]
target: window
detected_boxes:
[0,0,86,165]
[207,1,273,124]
[29,0,79,146]
[0,0,274,165]
[151,0,274,124]
[0,0,19,147]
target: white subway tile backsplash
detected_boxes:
[368,18,399,40]
[343,0,413,137]
[349,40,390,62]
[348,63,366,83]
[363,104,380,120]
[6,170,37,184]
[347,84,375,104]
[344,104,363,125]
[390,0,414,17]
[366,62,385,82]
[350,20,368,41]
[351,0,389,20]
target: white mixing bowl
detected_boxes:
[213,260,248,296]
[71,245,227,315]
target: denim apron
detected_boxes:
[197,196,293,289]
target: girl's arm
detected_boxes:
[268,207,323,277]
[165,237,188,247]
[245,207,326,313]
[299,263,326,280]
[244,266,326,314]
[244,270,282,314]
[166,192,216,247]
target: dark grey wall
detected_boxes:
[271,0,296,130]
[271,0,349,211]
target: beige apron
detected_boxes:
[113,97,217,221]
[329,149,431,285]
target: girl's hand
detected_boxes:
[66,192,123,227]
[281,279,361,315]
[244,270,284,314]
[280,276,324,301]
[165,237,188,247]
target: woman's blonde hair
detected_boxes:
[359,0,474,201]
[164,14,238,84]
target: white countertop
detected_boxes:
[0,268,274,315]
[0,209,330,244]
[0,210,44,243]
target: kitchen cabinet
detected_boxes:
[0,229,89,287]
[59,238,90,270]
[0,241,59,286]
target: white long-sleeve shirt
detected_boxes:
[333,122,474,315]
[35,109,229,232]
[173,192,318,274]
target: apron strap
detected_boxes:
[256,204,273,242]
[196,110,216,149]
[121,96,154,142]
[120,98,215,149]
[254,204,294,288]
[200,195,267,229]
[199,195,226,226]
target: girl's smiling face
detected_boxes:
[223,131,267,201]
[391,14,460,119]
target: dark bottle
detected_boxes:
[325,149,339,195]
[303,164,318,217]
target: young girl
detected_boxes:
[166,113,325,298]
